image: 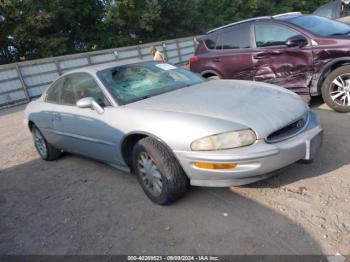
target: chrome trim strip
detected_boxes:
[44,128,114,146]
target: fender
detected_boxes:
[120,130,178,168]
[310,57,350,96]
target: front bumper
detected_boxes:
[174,111,323,187]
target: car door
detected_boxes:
[210,22,255,80]
[52,73,123,164]
[37,77,65,145]
[252,21,314,95]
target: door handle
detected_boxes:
[253,52,267,59]
[254,51,283,59]
[271,50,283,55]
[213,57,221,62]
[53,113,61,121]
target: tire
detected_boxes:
[132,137,189,205]
[321,65,350,113]
[207,75,221,81]
[31,125,62,161]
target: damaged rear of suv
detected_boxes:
[190,13,350,112]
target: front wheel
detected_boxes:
[322,65,350,113]
[132,137,189,205]
[31,125,62,161]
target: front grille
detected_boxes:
[266,113,309,143]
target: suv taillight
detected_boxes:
[189,56,199,64]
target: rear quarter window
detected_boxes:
[46,78,64,103]
[204,35,218,50]
[218,23,251,49]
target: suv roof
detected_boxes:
[206,12,302,34]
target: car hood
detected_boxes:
[126,80,308,139]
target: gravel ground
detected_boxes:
[0,100,349,255]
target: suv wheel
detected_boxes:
[322,65,350,113]
[32,125,62,161]
[207,75,221,81]
[132,137,189,205]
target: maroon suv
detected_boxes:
[190,13,350,112]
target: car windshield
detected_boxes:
[97,62,204,105]
[287,15,350,37]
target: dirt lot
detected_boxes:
[0,100,349,255]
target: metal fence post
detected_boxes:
[175,40,182,64]
[55,61,62,75]
[15,64,30,101]
[137,45,143,59]
[162,42,168,61]
[193,37,198,49]
[86,53,92,64]
[113,50,119,61]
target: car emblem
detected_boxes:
[296,119,305,128]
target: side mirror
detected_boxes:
[286,35,308,48]
[76,97,104,114]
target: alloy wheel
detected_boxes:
[330,74,350,107]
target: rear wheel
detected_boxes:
[132,137,189,205]
[32,125,62,161]
[207,75,221,81]
[322,65,350,113]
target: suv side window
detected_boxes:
[218,23,251,49]
[61,73,108,106]
[255,23,300,48]
[46,77,65,103]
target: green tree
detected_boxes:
[0,0,105,63]
[0,0,335,64]
[100,0,161,48]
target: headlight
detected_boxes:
[191,129,256,151]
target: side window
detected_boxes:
[66,73,108,106]
[46,78,64,103]
[219,23,251,49]
[255,23,300,48]
[60,77,76,105]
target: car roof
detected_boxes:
[206,12,302,34]
[64,58,153,75]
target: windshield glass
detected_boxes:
[287,15,350,37]
[97,62,204,105]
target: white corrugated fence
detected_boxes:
[0,36,197,109]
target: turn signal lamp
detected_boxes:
[194,162,237,170]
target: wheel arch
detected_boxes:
[28,120,35,131]
[312,58,350,96]
[200,69,223,79]
[120,131,175,171]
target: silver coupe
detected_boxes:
[25,59,323,205]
